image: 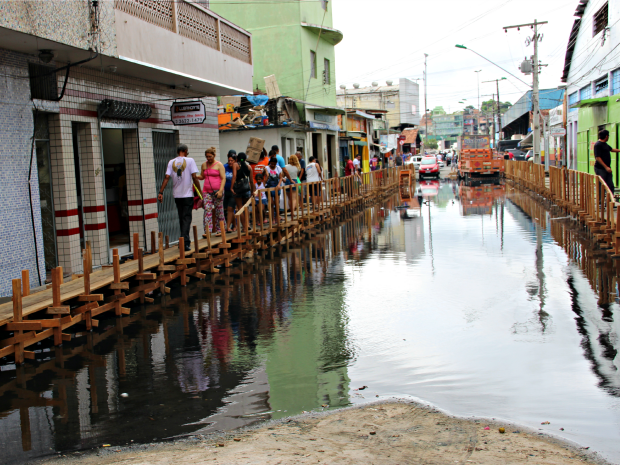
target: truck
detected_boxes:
[456,134,503,179]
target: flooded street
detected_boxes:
[1,180,620,464]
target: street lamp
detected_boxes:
[474,70,482,111]
[455,44,531,88]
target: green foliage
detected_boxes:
[481,99,512,113]
[424,139,438,149]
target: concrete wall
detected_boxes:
[115,10,253,93]
[399,78,421,126]
[211,0,338,107]
[0,0,117,56]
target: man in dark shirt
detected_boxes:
[594,129,620,195]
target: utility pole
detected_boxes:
[424,53,428,150]
[491,93,496,140]
[475,70,481,135]
[483,78,506,147]
[504,19,547,164]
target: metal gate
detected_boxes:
[153,131,181,243]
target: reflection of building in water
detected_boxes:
[265,235,352,417]
[458,182,505,216]
[404,215,425,265]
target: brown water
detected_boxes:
[1,180,620,464]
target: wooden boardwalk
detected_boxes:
[0,167,409,363]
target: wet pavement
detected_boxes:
[1,179,620,464]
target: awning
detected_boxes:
[292,100,346,115]
[347,110,375,119]
[518,132,533,148]
[354,141,368,146]
[301,22,344,45]
[571,96,609,108]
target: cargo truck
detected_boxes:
[456,135,504,179]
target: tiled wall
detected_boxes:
[0,49,47,296]
[0,49,220,297]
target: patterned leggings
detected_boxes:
[203,192,225,234]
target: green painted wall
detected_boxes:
[211,1,338,107]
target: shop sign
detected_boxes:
[550,127,566,137]
[170,101,206,126]
[314,112,334,123]
[309,121,340,132]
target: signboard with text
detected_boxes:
[170,101,206,126]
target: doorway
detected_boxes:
[101,129,130,254]
[71,123,86,251]
[326,134,335,179]
[34,113,57,273]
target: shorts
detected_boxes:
[309,184,322,198]
[224,190,236,209]
[255,197,268,206]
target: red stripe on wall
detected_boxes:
[83,205,106,213]
[84,223,107,231]
[55,209,79,218]
[129,212,158,222]
[127,198,157,206]
[60,108,98,118]
[56,227,80,237]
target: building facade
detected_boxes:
[336,78,421,129]
[0,0,253,296]
[562,0,620,179]
[211,0,343,175]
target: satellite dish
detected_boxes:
[340,84,346,89]
[353,83,360,89]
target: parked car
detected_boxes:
[406,155,423,170]
[419,156,440,178]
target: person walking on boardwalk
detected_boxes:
[594,129,619,196]
[197,147,226,237]
[158,143,200,251]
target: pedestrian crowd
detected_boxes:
[158,143,337,251]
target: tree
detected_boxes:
[481,99,512,114]
[423,139,438,149]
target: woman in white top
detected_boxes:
[284,155,303,213]
[264,156,293,223]
[304,156,322,208]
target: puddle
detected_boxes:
[1,180,619,464]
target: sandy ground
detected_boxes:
[37,401,609,465]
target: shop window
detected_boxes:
[29,63,57,101]
[310,50,317,79]
[593,2,608,37]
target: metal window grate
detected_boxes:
[593,2,608,37]
[114,0,174,31]
[29,63,58,101]
[98,99,152,120]
[177,1,219,50]
[323,58,330,85]
[153,131,181,243]
[595,77,609,96]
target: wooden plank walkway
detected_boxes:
[0,167,410,363]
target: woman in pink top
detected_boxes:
[196,147,226,236]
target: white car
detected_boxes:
[406,155,423,170]
[438,160,445,168]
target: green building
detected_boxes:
[212,0,344,174]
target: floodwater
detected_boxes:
[1,179,620,464]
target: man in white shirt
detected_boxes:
[352,154,361,173]
[157,144,200,251]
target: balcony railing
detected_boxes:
[114,0,252,64]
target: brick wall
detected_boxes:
[0,49,47,296]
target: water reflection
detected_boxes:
[1,182,620,463]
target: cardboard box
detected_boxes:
[246,137,265,163]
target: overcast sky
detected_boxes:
[333,0,577,113]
